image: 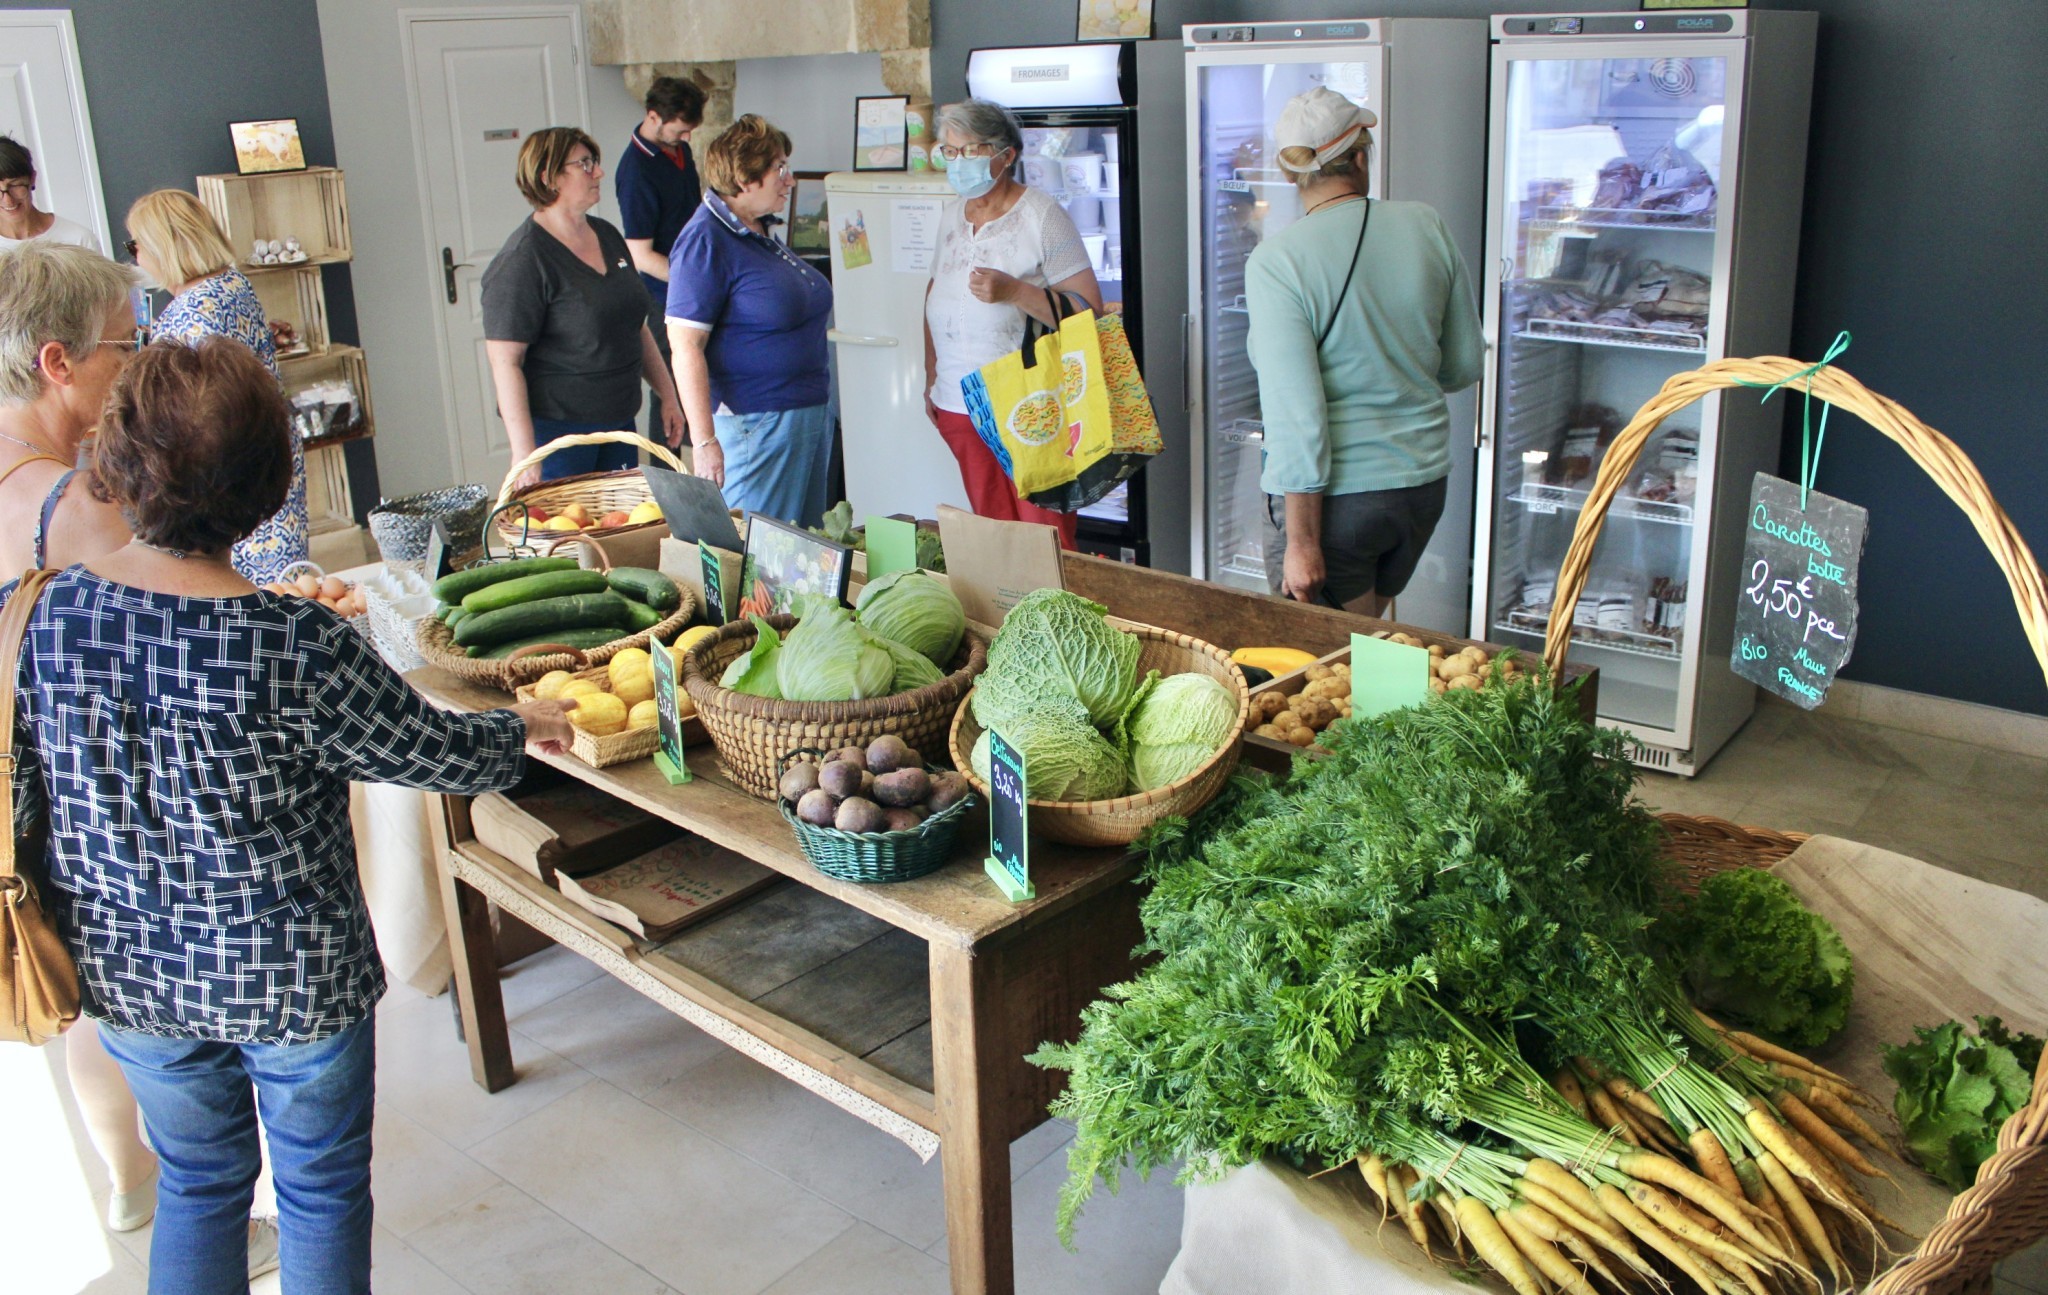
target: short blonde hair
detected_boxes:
[126,189,235,288]
[515,127,601,209]
[1283,133,1372,193]
[0,241,140,405]
[702,115,792,197]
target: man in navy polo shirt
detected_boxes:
[615,76,705,441]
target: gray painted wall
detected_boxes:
[2,0,378,509]
[933,0,2048,717]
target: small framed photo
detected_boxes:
[1077,0,1155,41]
[736,514,852,620]
[782,172,832,256]
[852,95,910,171]
[229,118,307,175]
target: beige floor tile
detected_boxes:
[75,1245,148,1295]
[512,973,727,1098]
[497,943,609,1023]
[1011,1118,1078,1183]
[469,1078,854,1295]
[1686,715,1909,823]
[2000,1237,2048,1294]
[407,1182,670,1295]
[371,1102,503,1237]
[759,1222,952,1295]
[996,1147,1185,1295]
[646,1049,949,1250]
[1963,747,2048,802]
[1851,772,2048,897]
[374,994,597,1151]
[369,1225,473,1295]
[1633,770,1752,821]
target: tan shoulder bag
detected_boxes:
[0,566,79,1045]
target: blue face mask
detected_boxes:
[946,152,1004,200]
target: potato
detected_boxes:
[1427,644,1446,658]
[1285,726,1316,748]
[1448,674,1482,691]
[1429,677,1449,694]
[1437,656,1476,681]
[1252,691,1290,722]
[1305,663,1333,683]
[1331,661,1350,676]
[1387,632,1421,647]
[1292,697,1338,730]
[1254,723,1285,739]
[1301,677,1347,703]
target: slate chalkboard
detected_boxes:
[1731,472,1868,710]
[983,728,1034,902]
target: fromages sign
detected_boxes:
[1731,473,1868,709]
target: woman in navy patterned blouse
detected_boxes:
[8,339,575,1295]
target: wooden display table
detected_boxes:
[410,556,1597,1295]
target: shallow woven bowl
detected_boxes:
[948,620,1249,848]
[368,484,490,567]
[413,584,698,693]
[682,616,988,799]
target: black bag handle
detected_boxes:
[1316,198,1373,351]
[1020,287,1089,370]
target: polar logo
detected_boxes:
[1012,65,1070,82]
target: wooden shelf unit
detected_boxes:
[196,166,351,264]
[247,264,330,359]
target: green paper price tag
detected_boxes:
[1349,633,1432,719]
[650,639,691,785]
[699,540,725,625]
[864,515,919,581]
[983,728,1034,903]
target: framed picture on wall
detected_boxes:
[1077,0,1155,42]
[783,173,832,256]
[228,118,307,175]
[852,96,910,171]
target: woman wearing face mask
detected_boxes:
[922,99,1103,547]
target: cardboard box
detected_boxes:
[556,834,779,942]
[470,776,680,885]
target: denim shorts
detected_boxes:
[1264,477,1449,607]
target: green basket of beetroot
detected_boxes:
[775,737,977,885]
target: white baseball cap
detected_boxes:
[1275,87,1379,174]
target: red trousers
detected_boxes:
[932,408,1079,549]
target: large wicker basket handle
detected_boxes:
[1541,355,2048,1295]
[495,431,687,506]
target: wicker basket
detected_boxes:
[1551,355,2048,1295]
[415,536,699,692]
[948,620,1250,849]
[511,658,709,769]
[681,616,988,799]
[491,431,685,549]
[775,750,977,884]
[368,484,491,571]
[272,560,376,646]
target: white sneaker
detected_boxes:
[106,1162,159,1232]
[247,1217,281,1281]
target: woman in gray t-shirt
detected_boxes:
[481,127,685,486]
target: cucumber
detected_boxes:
[453,591,638,650]
[621,598,662,633]
[431,555,580,604]
[474,627,626,660]
[605,567,681,612]
[460,568,608,615]
[446,607,472,631]
[437,603,461,623]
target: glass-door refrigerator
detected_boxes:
[968,41,1151,564]
[1471,10,1816,774]
[1184,19,1486,634]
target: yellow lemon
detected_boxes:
[533,670,574,701]
[627,699,659,730]
[569,692,627,736]
[627,499,663,525]
[543,516,579,532]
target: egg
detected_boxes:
[319,576,347,601]
[294,573,320,597]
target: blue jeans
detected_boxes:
[531,416,645,481]
[100,1017,377,1295]
[715,403,833,530]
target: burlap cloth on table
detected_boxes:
[1160,836,2048,1295]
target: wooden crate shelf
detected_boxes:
[196,166,351,268]
[247,264,330,359]
[282,343,374,449]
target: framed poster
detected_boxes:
[229,118,307,175]
[736,514,852,619]
[853,95,910,171]
[782,172,832,255]
[1077,0,1155,41]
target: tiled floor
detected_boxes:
[14,696,2047,1294]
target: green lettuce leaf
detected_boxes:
[1883,1015,2046,1191]
[1665,867,1853,1047]
[717,616,783,698]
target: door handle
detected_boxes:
[442,247,474,305]
[826,329,898,347]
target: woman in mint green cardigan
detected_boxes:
[1246,87,1483,615]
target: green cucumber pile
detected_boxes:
[430,556,685,658]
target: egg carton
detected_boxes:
[361,567,436,674]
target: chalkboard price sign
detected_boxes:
[425,519,458,582]
[650,639,691,785]
[699,540,725,626]
[982,728,1034,903]
[1730,472,1868,710]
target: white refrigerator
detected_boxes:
[1183,18,1488,635]
[1470,9,1816,774]
[825,171,970,523]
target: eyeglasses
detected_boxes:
[124,238,140,259]
[935,143,1006,162]
[29,327,148,372]
[0,180,32,198]
[563,156,599,176]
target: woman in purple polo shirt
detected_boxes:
[665,115,833,529]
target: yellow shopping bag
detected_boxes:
[961,290,1115,501]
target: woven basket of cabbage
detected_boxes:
[948,618,1249,849]
[681,614,989,800]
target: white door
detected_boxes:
[0,11,111,254]
[403,8,588,492]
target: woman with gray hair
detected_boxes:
[922,98,1103,547]
[1246,86,1482,614]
